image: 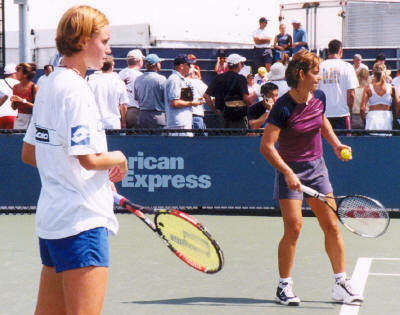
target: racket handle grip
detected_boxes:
[113,191,125,206]
[300,184,324,198]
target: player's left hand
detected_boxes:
[109,165,127,183]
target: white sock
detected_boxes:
[279,277,292,285]
[334,272,347,282]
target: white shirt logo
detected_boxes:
[71,125,90,146]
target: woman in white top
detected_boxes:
[21,6,127,315]
[360,63,400,132]
[352,68,370,129]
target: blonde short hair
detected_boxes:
[56,6,109,57]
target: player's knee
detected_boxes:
[284,221,302,239]
[321,221,340,236]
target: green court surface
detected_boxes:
[1,214,400,315]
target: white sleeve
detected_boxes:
[346,64,359,90]
[23,118,36,145]
[64,90,107,156]
[118,80,129,105]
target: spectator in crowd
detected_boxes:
[188,65,208,130]
[188,54,202,79]
[247,73,261,104]
[352,54,368,73]
[248,82,278,129]
[49,51,63,67]
[0,64,19,129]
[134,53,167,129]
[10,63,38,129]
[274,23,292,61]
[318,39,358,130]
[391,69,400,93]
[36,64,54,88]
[267,62,290,98]
[291,18,308,54]
[352,68,370,129]
[255,67,268,85]
[204,53,257,128]
[253,17,273,72]
[118,49,144,128]
[279,53,290,67]
[214,51,228,74]
[164,54,204,136]
[87,55,129,129]
[360,63,400,133]
[375,53,392,83]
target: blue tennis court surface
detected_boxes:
[1,214,399,315]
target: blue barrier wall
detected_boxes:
[1,134,399,208]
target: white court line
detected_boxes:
[369,273,400,276]
[339,257,372,315]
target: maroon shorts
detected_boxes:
[273,157,333,200]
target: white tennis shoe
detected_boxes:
[276,280,301,306]
[332,277,364,305]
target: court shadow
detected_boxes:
[123,297,337,309]
[123,296,274,306]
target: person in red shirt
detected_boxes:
[10,62,38,129]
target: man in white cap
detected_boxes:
[291,18,308,54]
[204,53,258,128]
[267,62,289,98]
[0,64,19,128]
[118,49,145,128]
[134,53,167,128]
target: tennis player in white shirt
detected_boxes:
[22,6,127,315]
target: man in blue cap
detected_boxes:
[134,53,167,128]
[164,54,204,136]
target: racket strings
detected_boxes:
[156,212,222,272]
[338,196,389,237]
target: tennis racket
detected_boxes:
[300,184,390,238]
[113,192,224,274]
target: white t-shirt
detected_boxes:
[88,72,129,129]
[392,76,400,94]
[118,67,142,108]
[0,77,18,117]
[23,67,118,239]
[188,78,207,117]
[36,74,49,88]
[253,27,273,48]
[319,59,359,117]
[270,80,290,98]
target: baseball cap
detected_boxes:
[4,63,16,75]
[174,54,196,66]
[292,18,301,24]
[144,54,164,65]
[127,49,144,59]
[258,66,267,76]
[268,62,286,81]
[226,53,246,65]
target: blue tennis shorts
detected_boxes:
[39,227,109,273]
[274,157,333,200]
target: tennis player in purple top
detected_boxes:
[260,50,364,306]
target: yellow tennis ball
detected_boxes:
[340,148,352,160]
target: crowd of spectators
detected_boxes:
[0,15,399,135]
